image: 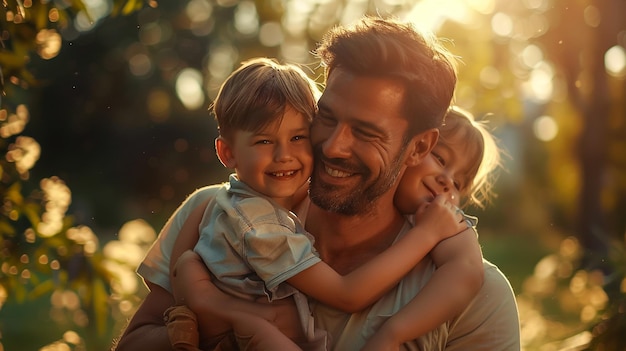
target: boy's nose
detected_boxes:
[274,145,293,162]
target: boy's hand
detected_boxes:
[413,195,467,241]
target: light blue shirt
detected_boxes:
[193,174,321,302]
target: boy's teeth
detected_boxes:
[273,171,295,177]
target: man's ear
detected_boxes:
[405,128,439,167]
[215,136,236,169]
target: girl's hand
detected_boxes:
[413,195,467,241]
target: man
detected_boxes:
[115,16,520,350]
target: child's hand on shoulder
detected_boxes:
[413,195,467,240]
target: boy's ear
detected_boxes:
[405,128,439,167]
[215,136,236,169]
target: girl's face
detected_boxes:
[394,131,475,215]
[227,107,313,209]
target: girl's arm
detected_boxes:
[361,227,484,349]
[287,195,467,312]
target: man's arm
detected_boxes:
[114,281,175,351]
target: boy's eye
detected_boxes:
[255,139,271,145]
[292,134,308,141]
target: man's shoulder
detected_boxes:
[481,259,516,293]
[445,259,521,350]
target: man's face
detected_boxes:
[309,69,411,215]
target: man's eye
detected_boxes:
[354,128,377,140]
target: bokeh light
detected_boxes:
[234,1,259,35]
[175,68,206,110]
[533,115,558,142]
[491,12,513,37]
[36,29,62,59]
[605,45,626,78]
[259,22,283,47]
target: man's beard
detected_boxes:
[309,147,406,216]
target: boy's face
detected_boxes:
[395,132,474,214]
[229,107,313,208]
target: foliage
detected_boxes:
[516,235,626,350]
[0,0,152,350]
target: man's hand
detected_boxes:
[113,281,176,351]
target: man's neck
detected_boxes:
[305,198,407,275]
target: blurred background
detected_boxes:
[0,0,624,350]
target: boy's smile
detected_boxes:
[221,106,313,209]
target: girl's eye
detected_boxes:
[432,152,445,165]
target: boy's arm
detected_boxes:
[287,196,467,312]
[115,196,302,350]
[362,228,484,349]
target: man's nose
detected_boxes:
[322,124,352,158]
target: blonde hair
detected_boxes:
[211,57,321,141]
[440,106,501,208]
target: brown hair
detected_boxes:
[440,106,501,208]
[211,57,320,141]
[314,16,457,136]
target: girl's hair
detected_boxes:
[440,106,501,208]
[211,57,321,141]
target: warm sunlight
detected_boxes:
[2,1,624,350]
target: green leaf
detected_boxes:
[27,279,55,299]
[93,278,109,335]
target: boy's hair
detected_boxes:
[314,16,457,137]
[441,106,501,209]
[211,57,321,141]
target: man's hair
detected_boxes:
[211,57,320,141]
[441,106,502,209]
[314,16,457,136]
